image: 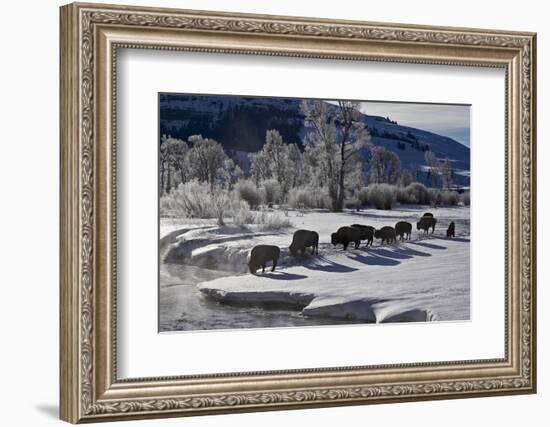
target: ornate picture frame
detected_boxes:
[60,2,536,423]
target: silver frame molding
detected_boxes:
[60,2,537,423]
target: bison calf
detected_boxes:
[374,226,396,244]
[248,245,280,274]
[351,224,375,247]
[331,226,361,250]
[289,229,319,257]
[417,216,437,234]
[446,221,455,238]
[422,212,434,218]
[395,221,412,240]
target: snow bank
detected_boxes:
[162,226,270,273]
[162,206,470,326]
[302,297,377,322]
[305,300,438,323]
[199,285,443,324]
[200,287,315,309]
[196,234,470,323]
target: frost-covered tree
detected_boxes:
[424,150,442,188]
[159,135,187,194]
[368,146,401,185]
[301,101,338,205]
[248,130,301,196]
[260,179,281,205]
[248,149,272,184]
[187,135,229,190]
[286,143,306,188]
[159,135,171,194]
[217,158,244,189]
[333,101,371,210]
[301,100,370,212]
[440,156,453,190]
[169,137,190,187]
[399,169,415,187]
[264,129,291,191]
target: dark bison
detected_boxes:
[446,221,455,238]
[422,212,434,218]
[248,245,280,274]
[374,226,396,244]
[395,221,412,240]
[351,224,375,247]
[331,226,361,250]
[417,216,437,234]
[289,229,319,257]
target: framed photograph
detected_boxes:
[60,2,537,423]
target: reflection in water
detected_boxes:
[159,263,362,332]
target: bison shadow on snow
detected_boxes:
[378,246,431,258]
[433,235,471,243]
[347,243,431,266]
[303,255,359,273]
[346,252,401,267]
[409,240,447,250]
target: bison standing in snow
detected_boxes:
[289,229,319,257]
[395,221,412,240]
[417,216,437,234]
[446,221,455,238]
[331,226,361,250]
[374,226,396,245]
[248,245,280,274]
[351,224,375,247]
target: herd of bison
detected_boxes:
[247,213,456,274]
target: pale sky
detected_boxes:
[359,101,471,147]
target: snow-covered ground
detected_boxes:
[160,205,470,331]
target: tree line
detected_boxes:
[159,100,455,212]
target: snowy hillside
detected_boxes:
[159,93,470,187]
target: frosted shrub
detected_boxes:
[288,187,331,209]
[315,191,332,209]
[344,197,361,210]
[396,186,416,204]
[232,206,291,230]
[365,184,397,210]
[159,196,177,218]
[288,188,310,209]
[232,202,255,227]
[357,187,370,206]
[440,190,459,206]
[429,188,443,207]
[236,180,261,209]
[160,180,215,218]
[211,187,231,225]
[255,211,292,231]
[461,191,470,206]
[261,179,281,206]
[401,182,431,205]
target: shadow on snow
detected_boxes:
[257,271,308,280]
[346,251,401,267]
[408,240,447,250]
[433,235,471,243]
[302,255,359,273]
